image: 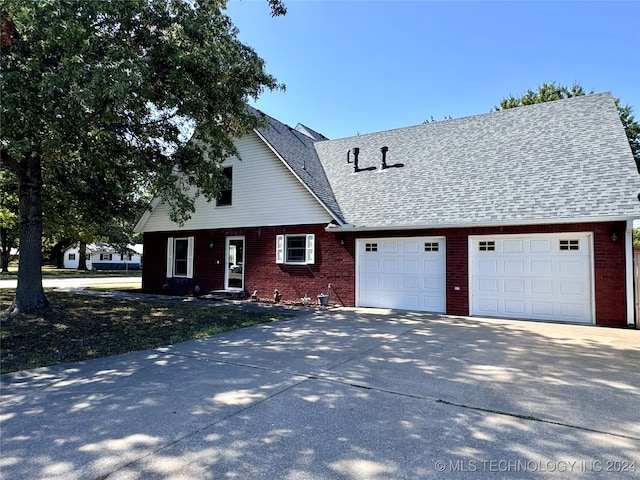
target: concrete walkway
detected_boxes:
[1,308,639,479]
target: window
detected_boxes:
[365,243,378,252]
[424,242,439,252]
[276,234,315,265]
[166,237,194,278]
[68,253,76,261]
[559,239,580,251]
[121,254,133,261]
[100,253,113,261]
[217,167,232,206]
[479,241,495,251]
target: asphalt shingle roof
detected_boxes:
[250,108,344,223]
[313,93,640,229]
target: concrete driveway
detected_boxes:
[1,308,639,479]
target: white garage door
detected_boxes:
[470,233,593,324]
[357,237,446,312]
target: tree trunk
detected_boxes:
[78,241,88,270]
[0,222,8,273]
[50,241,65,269]
[10,155,48,314]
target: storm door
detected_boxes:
[225,236,245,290]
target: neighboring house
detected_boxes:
[135,93,640,327]
[63,243,143,270]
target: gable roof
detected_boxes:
[314,93,640,230]
[250,107,345,224]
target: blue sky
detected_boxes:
[225,0,640,140]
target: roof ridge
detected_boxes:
[323,92,614,143]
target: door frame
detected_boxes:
[355,236,446,312]
[225,236,245,291]
[468,232,595,324]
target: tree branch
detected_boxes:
[0,149,24,177]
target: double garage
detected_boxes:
[356,233,593,324]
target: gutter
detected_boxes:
[325,216,639,233]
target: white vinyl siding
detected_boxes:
[167,236,194,278]
[276,234,315,265]
[141,134,332,232]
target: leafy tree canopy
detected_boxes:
[1,0,286,313]
[496,82,640,167]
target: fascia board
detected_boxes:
[325,215,639,233]
[133,197,161,233]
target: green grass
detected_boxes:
[1,265,142,278]
[0,290,286,374]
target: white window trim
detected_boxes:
[167,236,194,278]
[276,234,315,265]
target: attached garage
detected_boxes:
[469,233,594,324]
[356,237,446,312]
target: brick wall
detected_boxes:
[143,225,356,305]
[347,220,629,327]
[143,220,629,326]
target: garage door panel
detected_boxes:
[531,260,553,275]
[401,275,419,289]
[358,237,445,313]
[559,280,585,296]
[423,276,443,291]
[503,239,524,253]
[531,302,554,317]
[362,259,380,273]
[531,279,553,294]
[363,275,380,288]
[504,260,524,274]
[504,300,525,315]
[477,260,498,274]
[424,259,442,273]
[560,303,585,319]
[383,276,398,289]
[403,259,418,272]
[479,298,499,313]
[382,259,398,272]
[402,242,419,253]
[504,279,525,294]
[423,295,444,310]
[382,242,398,253]
[559,260,586,275]
[471,234,592,324]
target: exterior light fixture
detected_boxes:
[610,228,619,243]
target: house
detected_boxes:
[63,243,143,270]
[135,93,640,327]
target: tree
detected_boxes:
[0,170,18,273]
[496,82,640,168]
[1,0,286,314]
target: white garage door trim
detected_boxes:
[469,232,595,324]
[356,236,446,312]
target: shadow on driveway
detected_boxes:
[2,309,639,479]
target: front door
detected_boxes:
[225,236,245,290]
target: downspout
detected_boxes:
[625,219,635,326]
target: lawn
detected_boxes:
[2,265,142,278]
[0,290,286,374]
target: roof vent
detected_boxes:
[380,146,388,170]
[351,147,360,173]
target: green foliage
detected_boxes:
[633,229,640,248]
[497,82,588,109]
[1,0,284,225]
[496,82,640,167]
[1,0,285,311]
